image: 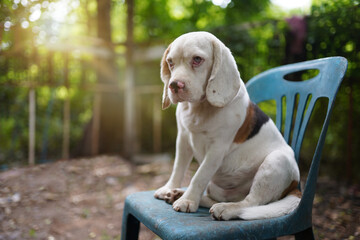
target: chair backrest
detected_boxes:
[246,57,347,216]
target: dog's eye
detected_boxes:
[167,59,174,69]
[192,56,203,67]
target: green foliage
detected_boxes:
[213,20,287,82]
[305,0,360,182]
[307,0,360,80]
[132,0,225,41]
[0,0,102,165]
[224,0,271,24]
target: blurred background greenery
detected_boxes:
[0,0,359,183]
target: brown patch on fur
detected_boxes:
[233,103,256,143]
[281,180,302,199]
[161,45,172,81]
[289,188,302,198]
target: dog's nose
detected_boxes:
[169,81,185,93]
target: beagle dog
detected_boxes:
[154,32,301,220]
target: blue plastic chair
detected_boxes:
[121,57,347,240]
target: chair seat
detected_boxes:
[122,190,301,240]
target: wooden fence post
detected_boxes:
[62,54,70,160]
[153,94,161,153]
[29,88,36,166]
[62,94,70,159]
[124,0,136,158]
[91,91,101,155]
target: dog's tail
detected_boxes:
[237,194,301,220]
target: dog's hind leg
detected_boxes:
[200,195,218,208]
[210,150,299,220]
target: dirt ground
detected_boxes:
[0,156,359,240]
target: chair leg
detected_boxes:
[295,227,315,240]
[121,213,140,240]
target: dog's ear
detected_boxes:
[206,39,241,107]
[160,44,172,110]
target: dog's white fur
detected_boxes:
[154,32,301,220]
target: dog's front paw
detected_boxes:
[173,197,198,213]
[154,186,172,200]
[164,189,184,204]
[210,203,238,221]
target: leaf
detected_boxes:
[29,229,36,238]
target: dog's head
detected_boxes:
[161,31,241,109]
